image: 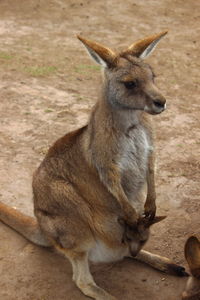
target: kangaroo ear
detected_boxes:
[77,35,117,68]
[185,236,200,278]
[122,31,168,59]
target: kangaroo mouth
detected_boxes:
[153,102,166,114]
[144,103,166,115]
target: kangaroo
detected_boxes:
[182,236,200,300]
[0,32,188,300]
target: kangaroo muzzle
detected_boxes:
[152,96,166,114]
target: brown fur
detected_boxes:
[0,32,188,300]
[77,35,117,68]
[122,30,168,58]
[182,236,200,299]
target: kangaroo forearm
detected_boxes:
[109,186,138,221]
[146,168,156,199]
[146,171,156,205]
[145,152,156,217]
[97,165,138,222]
[146,152,156,199]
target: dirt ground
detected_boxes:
[0,0,200,299]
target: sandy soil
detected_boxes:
[0,0,200,299]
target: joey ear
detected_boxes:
[151,215,167,224]
[143,215,167,227]
[118,217,125,227]
[77,35,117,68]
[122,30,168,59]
[185,236,200,278]
[140,215,167,228]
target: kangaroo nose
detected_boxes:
[153,100,165,109]
[153,96,166,110]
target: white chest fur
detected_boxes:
[118,125,152,201]
[119,126,151,170]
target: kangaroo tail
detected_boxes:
[0,201,51,247]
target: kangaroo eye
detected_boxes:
[124,80,137,89]
[152,72,157,81]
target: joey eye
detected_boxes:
[140,240,146,245]
[124,80,137,89]
[126,236,132,242]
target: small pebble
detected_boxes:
[161,278,165,281]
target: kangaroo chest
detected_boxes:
[118,125,152,198]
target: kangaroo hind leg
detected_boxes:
[55,245,117,300]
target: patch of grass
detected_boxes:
[168,174,177,178]
[24,65,57,77]
[74,64,101,73]
[75,95,89,102]
[44,108,54,113]
[0,52,13,60]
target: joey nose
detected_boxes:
[130,251,138,257]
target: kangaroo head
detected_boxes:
[119,215,166,257]
[78,31,167,115]
[182,236,200,300]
